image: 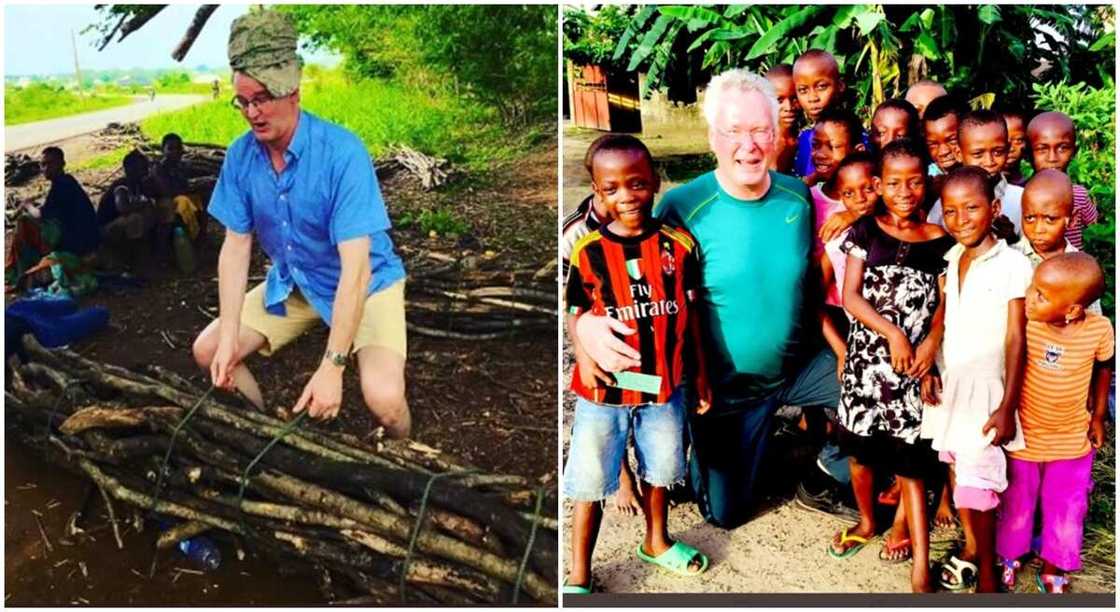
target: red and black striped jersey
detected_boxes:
[566,221,709,406]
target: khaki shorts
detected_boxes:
[241,279,407,359]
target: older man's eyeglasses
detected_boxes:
[231,93,278,113]
[713,126,775,146]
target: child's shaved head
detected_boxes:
[1027,111,1078,172]
[942,164,996,202]
[1037,252,1105,307]
[584,134,655,177]
[959,109,1008,139]
[792,50,844,121]
[1028,111,1075,139]
[905,79,947,118]
[1023,169,1074,218]
[766,63,793,79]
[793,49,840,79]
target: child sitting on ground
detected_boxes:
[765,63,801,174]
[562,135,643,516]
[1025,111,1099,249]
[830,139,953,594]
[996,252,1113,593]
[564,134,710,593]
[1014,169,1101,314]
[921,166,1034,593]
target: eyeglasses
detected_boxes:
[231,93,278,113]
[713,126,775,146]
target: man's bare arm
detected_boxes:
[325,236,372,356]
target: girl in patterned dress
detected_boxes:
[827,139,955,594]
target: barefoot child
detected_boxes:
[766,64,801,174]
[1014,169,1101,314]
[830,139,953,593]
[1026,111,1099,249]
[921,166,1034,593]
[562,135,643,516]
[996,253,1113,593]
[564,135,710,593]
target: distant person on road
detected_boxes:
[149,86,156,102]
[97,149,175,270]
[212,79,221,100]
[4,146,99,295]
[191,10,410,438]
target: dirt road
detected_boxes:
[5,95,208,153]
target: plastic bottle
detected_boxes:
[172,226,195,274]
[156,518,221,571]
[178,535,222,571]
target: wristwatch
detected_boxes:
[324,349,348,369]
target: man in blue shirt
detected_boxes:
[191,10,410,438]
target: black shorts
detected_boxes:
[837,427,939,480]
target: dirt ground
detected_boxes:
[5,131,558,604]
[559,124,1114,596]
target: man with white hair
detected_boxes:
[577,69,850,527]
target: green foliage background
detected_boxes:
[1031,81,1116,319]
[279,4,556,126]
[140,68,513,171]
[566,5,1114,115]
[4,84,134,125]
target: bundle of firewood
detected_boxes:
[5,153,40,187]
[6,335,558,605]
[402,247,556,341]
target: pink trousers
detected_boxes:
[995,450,1095,571]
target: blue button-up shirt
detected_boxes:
[208,111,406,323]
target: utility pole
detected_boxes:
[72,29,84,95]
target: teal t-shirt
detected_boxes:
[654,170,812,401]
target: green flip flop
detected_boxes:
[827,527,871,560]
[562,579,593,595]
[635,540,710,576]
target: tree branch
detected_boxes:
[171,5,219,62]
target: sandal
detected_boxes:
[562,579,593,595]
[1036,571,1070,593]
[939,555,978,591]
[635,540,709,576]
[878,536,912,564]
[827,527,871,560]
[999,558,1021,591]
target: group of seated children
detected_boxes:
[5,133,206,295]
[562,48,1111,596]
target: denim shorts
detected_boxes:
[563,388,687,501]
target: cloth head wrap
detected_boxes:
[228,10,303,97]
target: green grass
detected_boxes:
[139,70,519,171]
[72,146,131,172]
[5,84,135,125]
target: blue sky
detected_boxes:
[4,4,338,76]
